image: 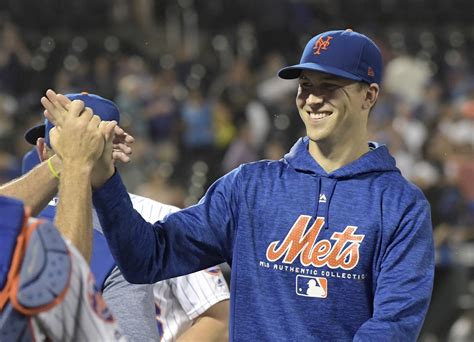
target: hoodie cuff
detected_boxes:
[92,171,128,212]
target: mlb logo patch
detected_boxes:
[296,275,327,298]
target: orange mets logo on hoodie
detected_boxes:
[265,215,365,270]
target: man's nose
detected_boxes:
[307,93,324,105]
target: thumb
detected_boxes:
[100,120,118,141]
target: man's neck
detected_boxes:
[308,138,369,173]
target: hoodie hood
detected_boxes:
[283,137,400,229]
[284,137,399,178]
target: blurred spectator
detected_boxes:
[392,101,428,158]
[221,120,258,173]
[213,98,236,151]
[180,87,214,161]
[0,20,31,94]
[143,72,180,144]
[384,53,431,107]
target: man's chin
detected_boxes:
[306,132,326,143]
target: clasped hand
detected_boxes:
[41,89,135,188]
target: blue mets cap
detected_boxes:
[278,29,382,85]
[24,92,120,146]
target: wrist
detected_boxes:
[91,166,115,190]
[62,162,94,177]
[47,155,63,179]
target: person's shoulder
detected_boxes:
[128,193,179,220]
[378,171,429,206]
[238,158,288,177]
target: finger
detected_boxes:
[42,106,58,126]
[123,133,135,144]
[45,89,67,113]
[112,131,135,146]
[41,96,62,126]
[45,89,59,104]
[80,107,94,121]
[113,125,135,143]
[112,151,131,163]
[114,125,124,135]
[112,142,132,155]
[100,121,118,140]
[89,114,101,128]
[57,93,71,108]
[69,100,85,117]
[104,121,118,140]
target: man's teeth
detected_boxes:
[309,112,330,119]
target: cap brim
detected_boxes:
[278,62,364,82]
[24,124,45,145]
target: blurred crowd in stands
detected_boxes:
[0,0,472,340]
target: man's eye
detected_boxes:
[320,83,340,90]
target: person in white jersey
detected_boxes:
[131,194,230,341]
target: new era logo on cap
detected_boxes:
[278,29,382,85]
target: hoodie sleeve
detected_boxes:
[92,170,240,284]
[354,197,435,342]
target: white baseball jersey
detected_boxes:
[1,217,125,342]
[130,194,230,342]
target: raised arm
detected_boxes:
[0,90,134,217]
[92,167,238,284]
[43,96,115,261]
[42,88,233,284]
[0,156,60,216]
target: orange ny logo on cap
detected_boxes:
[313,36,333,55]
[368,67,375,77]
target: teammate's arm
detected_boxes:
[0,155,60,216]
[93,167,238,283]
[43,87,234,282]
[0,89,133,217]
[48,98,114,262]
[177,300,230,342]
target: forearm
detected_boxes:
[93,172,224,283]
[177,301,229,342]
[93,173,164,283]
[56,162,93,262]
[0,155,60,216]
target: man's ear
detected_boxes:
[363,83,379,110]
[35,137,48,162]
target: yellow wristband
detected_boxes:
[47,158,60,179]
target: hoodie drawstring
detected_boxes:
[323,179,337,229]
[314,177,321,221]
[315,178,337,229]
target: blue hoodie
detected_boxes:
[94,137,434,341]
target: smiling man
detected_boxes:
[43,29,435,341]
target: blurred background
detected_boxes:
[0,0,472,340]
